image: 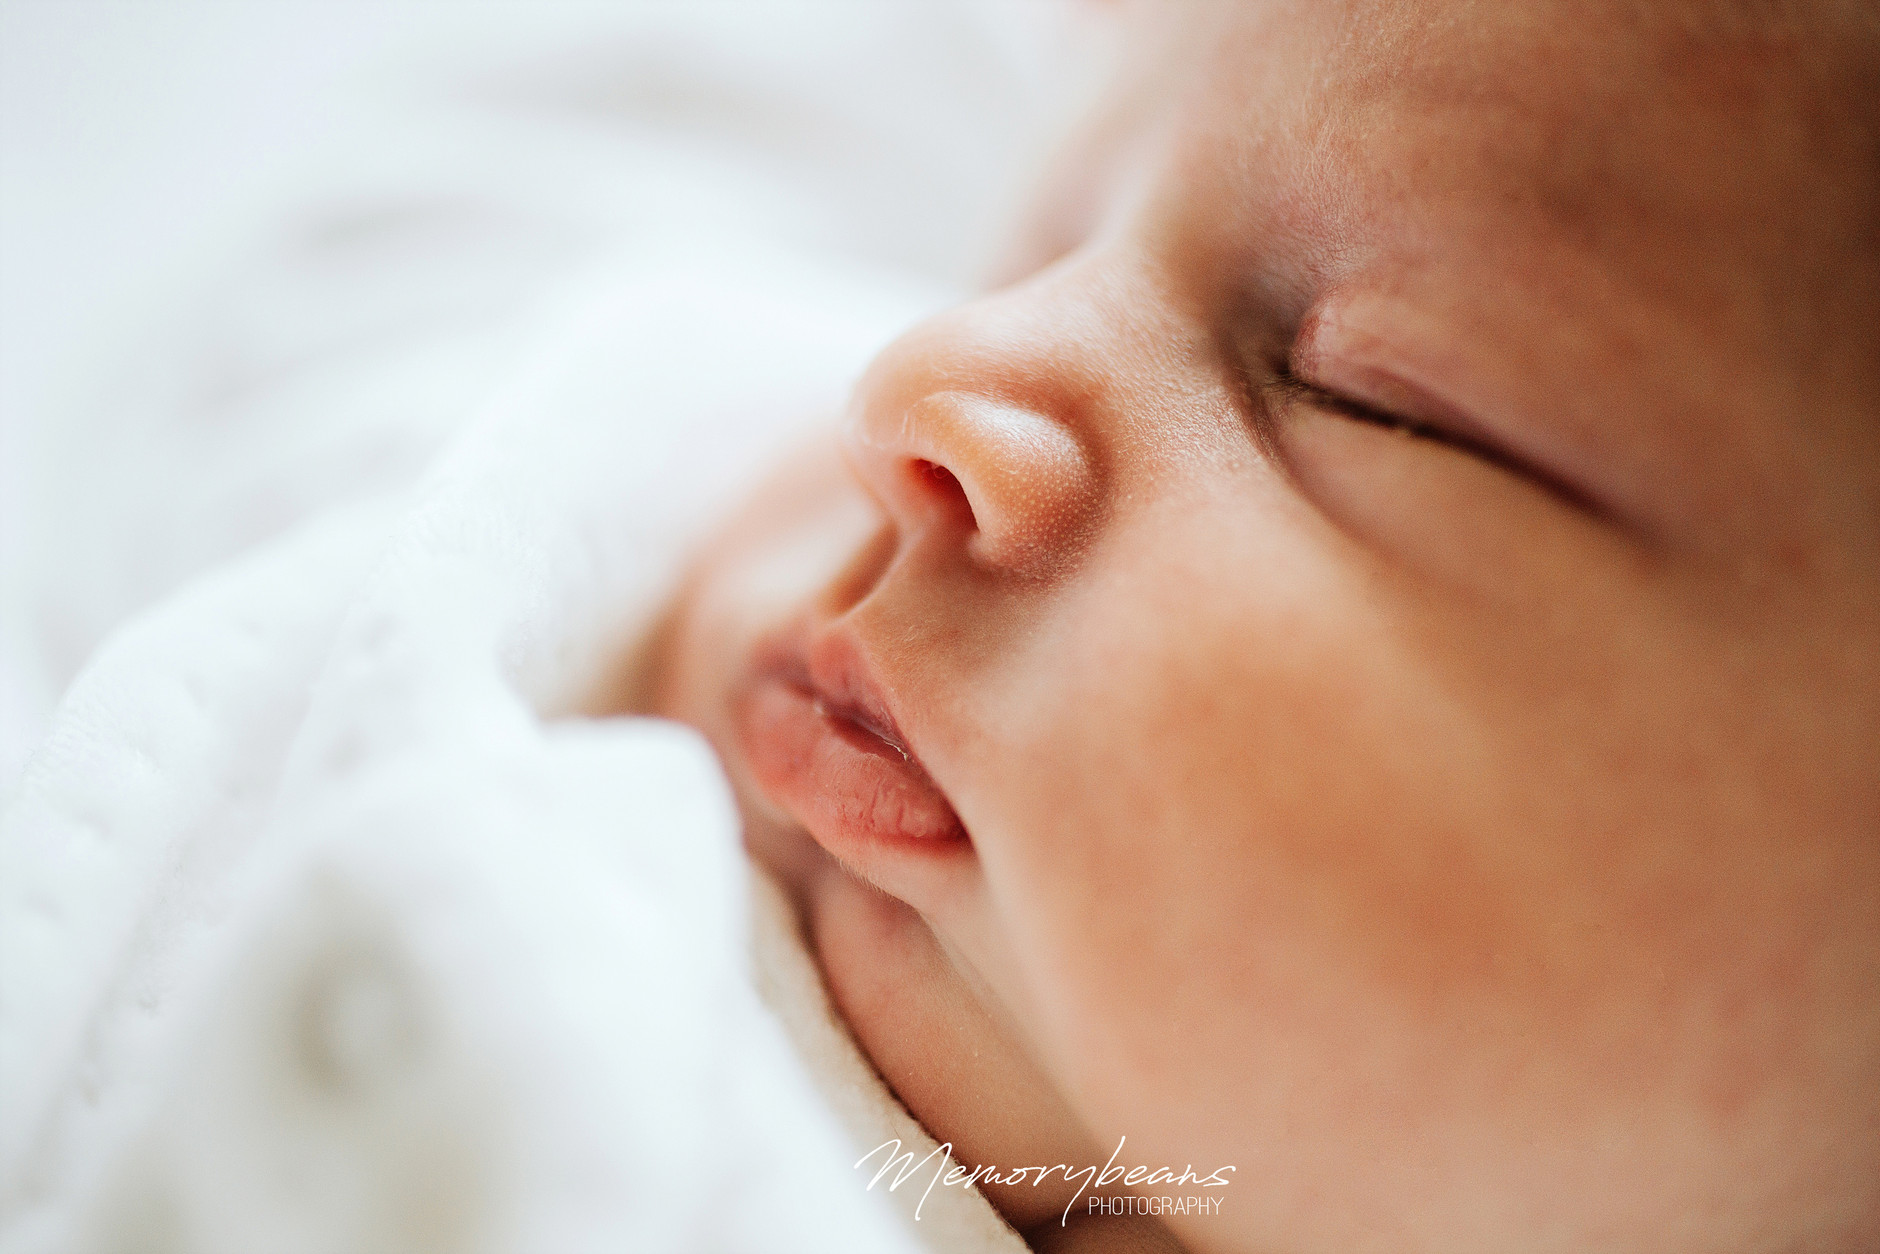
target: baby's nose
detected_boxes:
[842,310,1100,579]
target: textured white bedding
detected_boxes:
[0,5,1097,1250]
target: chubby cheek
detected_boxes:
[943,495,1508,1179]
[938,490,1878,1249]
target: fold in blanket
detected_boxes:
[0,247,1027,1254]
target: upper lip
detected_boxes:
[760,620,923,768]
[738,613,970,853]
[803,630,918,762]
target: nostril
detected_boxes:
[847,388,1097,578]
[912,458,974,528]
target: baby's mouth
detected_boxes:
[736,628,966,852]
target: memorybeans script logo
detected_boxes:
[854,1135,1234,1227]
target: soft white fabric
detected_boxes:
[2,0,1105,782]
[0,246,1027,1253]
[0,7,1108,1249]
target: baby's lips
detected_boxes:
[738,672,965,852]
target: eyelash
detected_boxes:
[1264,364,1604,517]
[1266,364,1439,441]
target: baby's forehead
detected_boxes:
[1108,0,1880,543]
[1172,0,1877,371]
[1206,0,1866,199]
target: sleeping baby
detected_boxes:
[7,0,1873,1250]
[641,0,1880,1251]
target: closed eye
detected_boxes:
[1264,364,1607,520]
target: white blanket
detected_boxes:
[1,6,1109,1250]
[0,246,1026,1253]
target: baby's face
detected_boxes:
[653,2,1880,1250]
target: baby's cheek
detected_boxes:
[804,864,1107,1233]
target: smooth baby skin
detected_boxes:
[650,2,1880,1250]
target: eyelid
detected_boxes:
[1268,365,1423,435]
[1267,363,1613,521]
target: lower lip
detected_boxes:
[737,672,965,850]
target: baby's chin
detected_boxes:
[787,854,1112,1235]
[704,690,1113,1235]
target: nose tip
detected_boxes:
[844,386,1098,578]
